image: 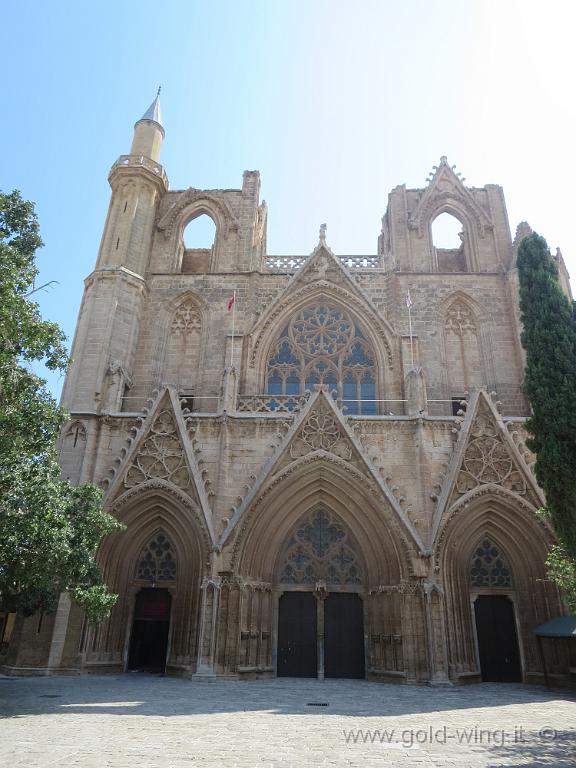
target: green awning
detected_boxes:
[534,616,576,638]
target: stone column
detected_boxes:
[47,593,72,671]
[423,583,451,685]
[195,577,220,676]
[405,367,427,416]
[315,582,328,680]
[221,366,238,412]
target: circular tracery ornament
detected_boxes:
[291,305,353,357]
[300,413,341,451]
[463,437,512,484]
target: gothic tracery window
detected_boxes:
[278,509,363,585]
[266,304,377,415]
[165,298,202,390]
[136,532,177,582]
[470,538,512,588]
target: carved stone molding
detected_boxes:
[124,409,190,490]
[109,478,212,563]
[290,412,352,460]
[171,302,201,335]
[249,281,394,369]
[445,301,477,336]
[157,190,239,240]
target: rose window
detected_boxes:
[266,304,377,414]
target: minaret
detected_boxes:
[95,89,167,275]
[130,88,165,162]
[61,92,168,415]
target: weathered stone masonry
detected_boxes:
[3,94,574,685]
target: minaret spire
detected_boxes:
[130,89,165,162]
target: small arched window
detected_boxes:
[136,532,177,582]
[181,214,216,273]
[432,213,466,272]
[266,304,377,415]
[470,538,512,588]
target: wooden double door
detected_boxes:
[277,591,365,679]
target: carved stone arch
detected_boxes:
[248,285,397,403]
[229,457,412,585]
[433,485,554,577]
[157,191,240,273]
[158,190,239,240]
[428,201,480,272]
[86,481,211,670]
[108,479,212,563]
[433,488,558,678]
[437,291,494,399]
[159,290,207,392]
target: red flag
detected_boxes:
[227,293,236,311]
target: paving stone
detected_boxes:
[0,676,575,767]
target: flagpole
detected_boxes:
[230,290,236,369]
[408,304,414,370]
[406,290,415,370]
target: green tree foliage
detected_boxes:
[517,232,576,609]
[545,545,576,615]
[0,190,122,623]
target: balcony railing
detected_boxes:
[111,155,168,186]
[236,394,309,413]
[265,254,380,271]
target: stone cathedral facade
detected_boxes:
[4,95,575,684]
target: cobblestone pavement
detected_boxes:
[0,675,575,768]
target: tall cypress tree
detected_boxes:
[517,232,576,560]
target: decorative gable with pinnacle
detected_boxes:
[219,389,427,558]
[124,408,190,490]
[249,228,395,369]
[408,156,494,237]
[432,390,545,541]
[102,388,216,545]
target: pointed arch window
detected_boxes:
[470,538,512,588]
[432,212,467,272]
[266,304,377,415]
[136,532,177,582]
[278,509,363,586]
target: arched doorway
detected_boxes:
[276,508,366,679]
[128,588,172,672]
[127,531,177,673]
[471,538,521,682]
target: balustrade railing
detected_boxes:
[265,254,380,271]
[112,154,168,186]
[236,394,309,413]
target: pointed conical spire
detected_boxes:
[130,88,165,161]
[138,86,163,130]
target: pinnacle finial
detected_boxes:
[319,223,327,245]
[139,91,164,130]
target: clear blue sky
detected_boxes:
[4,0,575,398]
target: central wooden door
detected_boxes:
[277,592,317,677]
[324,593,365,679]
[474,595,522,682]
